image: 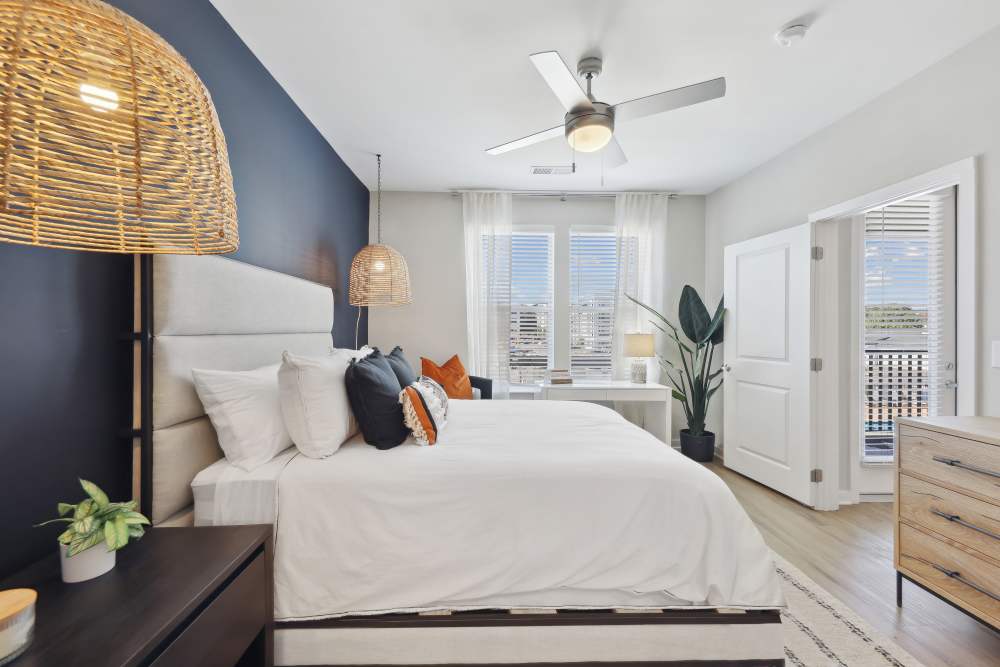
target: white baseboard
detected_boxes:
[838,490,860,506]
[858,493,893,503]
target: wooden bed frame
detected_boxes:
[132,254,785,666]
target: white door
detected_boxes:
[724,223,815,506]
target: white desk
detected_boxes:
[538,381,672,443]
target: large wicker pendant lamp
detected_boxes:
[349,153,411,346]
[0,0,238,254]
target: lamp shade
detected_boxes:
[348,243,411,306]
[624,332,655,358]
[0,0,237,254]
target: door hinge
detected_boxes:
[810,357,823,371]
[811,245,824,260]
[811,469,823,483]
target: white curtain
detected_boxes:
[463,192,512,398]
[612,193,669,382]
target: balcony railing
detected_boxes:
[863,349,929,460]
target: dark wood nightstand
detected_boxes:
[2,525,273,667]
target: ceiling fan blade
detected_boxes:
[486,124,564,155]
[613,77,725,123]
[529,51,594,113]
[604,137,627,168]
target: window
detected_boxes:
[482,225,637,385]
[508,232,553,384]
[569,231,618,378]
[862,189,955,461]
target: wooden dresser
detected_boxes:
[895,417,1000,628]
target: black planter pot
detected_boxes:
[679,429,716,462]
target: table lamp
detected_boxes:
[624,333,655,383]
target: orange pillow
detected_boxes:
[421,355,473,399]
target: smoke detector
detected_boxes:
[530,164,576,175]
[774,24,808,47]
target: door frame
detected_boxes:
[811,219,843,510]
[808,157,978,504]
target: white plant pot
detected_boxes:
[59,544,115,583]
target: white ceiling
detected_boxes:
[210,0,1000,194]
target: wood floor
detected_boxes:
[707,462,1000,667]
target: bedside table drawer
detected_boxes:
[152,550,268,667]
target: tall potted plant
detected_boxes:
[627,286,725,462]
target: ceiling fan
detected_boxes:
[486,51,726,168]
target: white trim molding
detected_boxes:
[809,156,978,417]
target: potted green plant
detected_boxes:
[627,286,725,462]
[36,479,150,583]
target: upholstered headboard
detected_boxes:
[149,255,334,525]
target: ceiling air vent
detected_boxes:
[530,165,575,176]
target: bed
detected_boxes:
[141,254,786,666]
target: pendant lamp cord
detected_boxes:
[355,306,362,349]
[376,153,382,244]
[357,152,383,349]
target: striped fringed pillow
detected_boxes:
[399,378,449,445]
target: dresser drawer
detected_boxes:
[151,550,268,667]
[899,474,1000,559]
[898,522,1000,625]
[898,425,1000,502]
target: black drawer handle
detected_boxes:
[931,456,1000,479]
[930,509,1000,542]
[931,564,1000,602]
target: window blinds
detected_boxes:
[569,231,619,378]
[863,189,955,459]
[508,232,553,384]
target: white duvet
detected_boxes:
[271,400,783,620]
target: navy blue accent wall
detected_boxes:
[0,0,369,575]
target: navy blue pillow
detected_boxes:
[386,346,417,387]
[345,349,408,449]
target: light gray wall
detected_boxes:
[367,192,468,367]
[663,195,707,441]
[368,191,707,442]
[705,25,1000,447]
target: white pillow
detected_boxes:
[278,347,371,458]
[192,364,291,472]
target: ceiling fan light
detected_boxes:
[568,124,613,152]
[565,105,615,153]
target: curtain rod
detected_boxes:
[448,190,676,200]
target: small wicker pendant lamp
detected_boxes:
[0,0,237,254]
[349,153,411,346]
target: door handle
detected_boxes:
[944,380,958,389]
[723,364,732,372]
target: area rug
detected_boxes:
[773,552,924,666]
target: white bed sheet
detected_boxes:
[267,400,784,621]
[191,446,298,526]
